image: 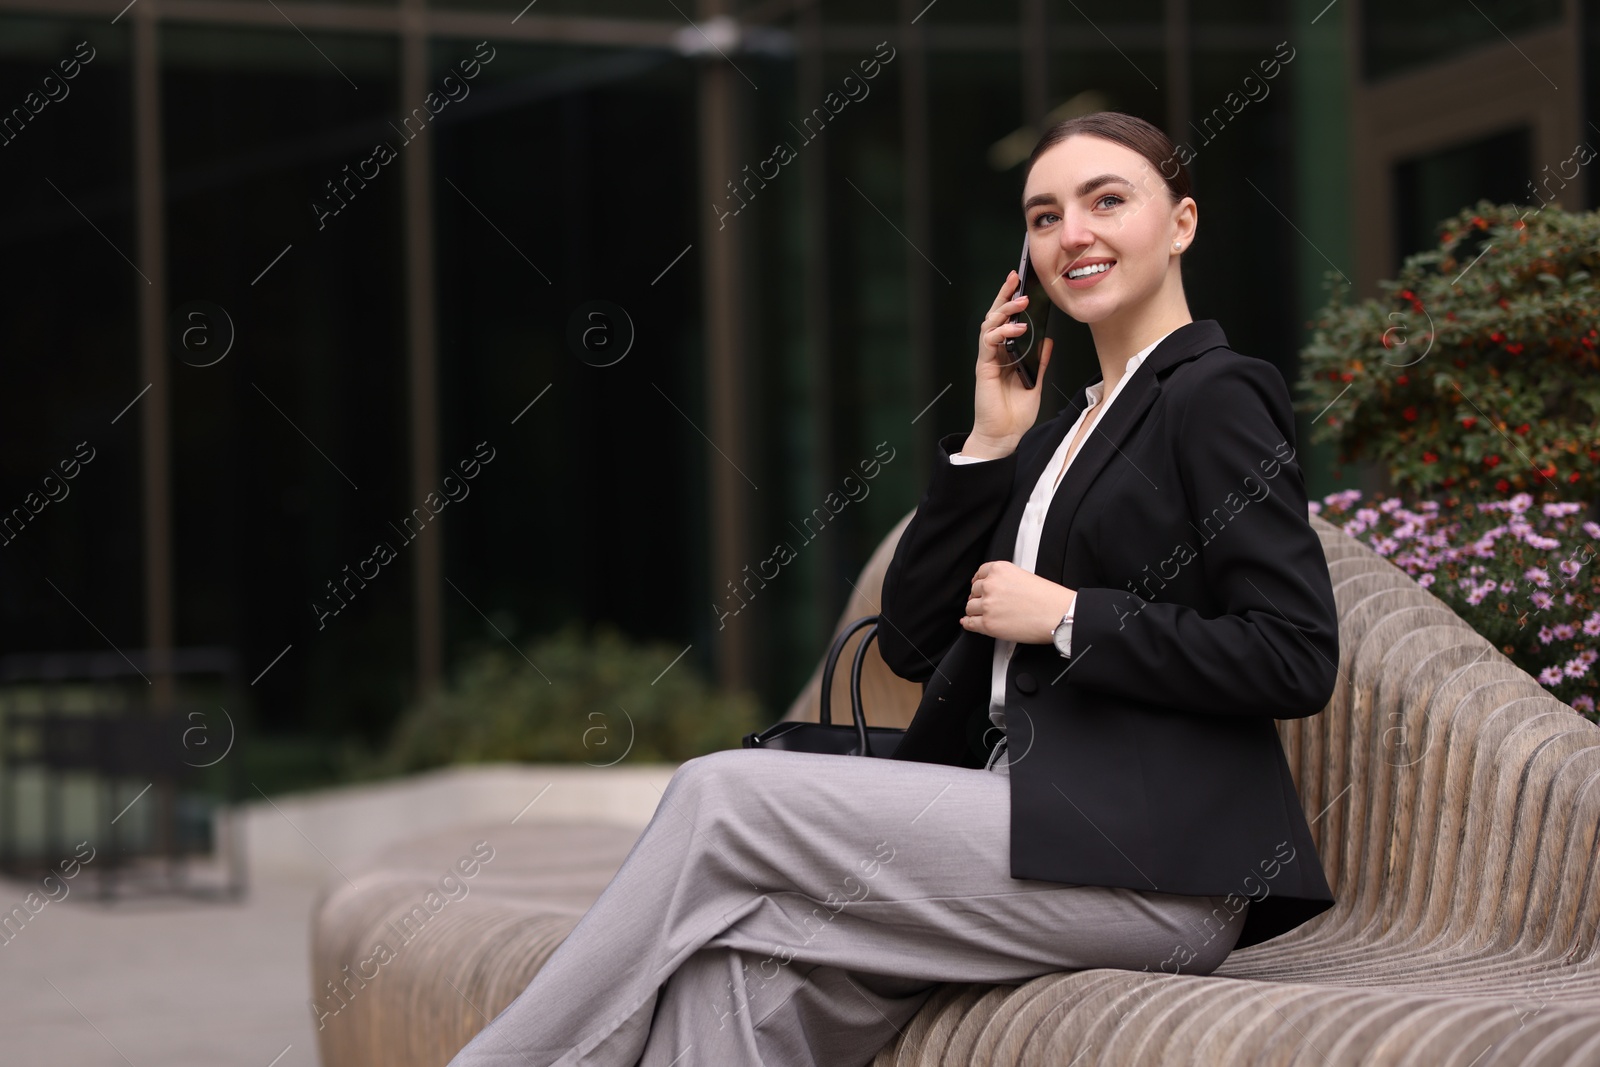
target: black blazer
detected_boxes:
[878,319,1339,951]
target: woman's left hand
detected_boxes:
[960,561,1076,644]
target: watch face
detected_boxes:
[1053,618,1072,655]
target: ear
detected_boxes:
[1174,196,1198,248]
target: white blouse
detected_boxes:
[949,329,1174,762]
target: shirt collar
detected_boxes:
[1085,327,1177,405]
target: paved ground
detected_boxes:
[0,864,324,1067]
[0,764,672,1066]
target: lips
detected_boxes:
[1062,258,1116,289]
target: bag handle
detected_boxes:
[849,622,883,756]
[819,615,878,755]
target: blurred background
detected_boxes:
[0,0,1597,1063]
[4,0,1596,797]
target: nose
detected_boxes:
[1056,204,1096,266]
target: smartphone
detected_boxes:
[1001,233,1054,389]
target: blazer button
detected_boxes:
[1016,672,1038,694]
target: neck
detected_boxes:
[1088,277,1193,394]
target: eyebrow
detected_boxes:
[1022,173,1136,213]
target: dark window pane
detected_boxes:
[1394,126,1531,261]
[431,42,711,686]
[0,18,141,653]
[162,24,407,743]
[1364,0,1562,82]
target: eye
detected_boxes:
[1030,211,1060,228]
[1096,194,1125,209]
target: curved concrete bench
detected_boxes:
[311,513,1600,1065]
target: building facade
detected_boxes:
[0,0,1595,752]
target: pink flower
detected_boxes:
[1563,656,1591,679]
[1573,694,1596,713]
[1417,573,1436,589]
[1525,567,1551,587]
[1322,489,1362,510]
[1539,665,1565,685]
[1554,623,1577,641]
[1532,592,1555,611]
[1538,626,1556,645]
[1584,613,1600,636]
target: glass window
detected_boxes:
[1394,125,1531,261]
[1364,0,1562,82]
[431,41,710,680]
[1587,0,1600,210]
[0,18,140,651]
[162,24,406,744]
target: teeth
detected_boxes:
[1068,262,1113,279]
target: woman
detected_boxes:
[447,111,1339,1067]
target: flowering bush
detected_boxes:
[1296,200,1600,501]
[1312,489,1599,718]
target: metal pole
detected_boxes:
[899,4,934,483]
[133,2,173,702]
[798,0,836,652]
[699,0,750,693]
[401,0,443,697]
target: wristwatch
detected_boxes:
[1051,598,1075,658]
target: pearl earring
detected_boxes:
[1173,241,1181,250]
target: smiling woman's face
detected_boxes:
[1021,133,1194,325]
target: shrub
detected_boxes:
[1312,488,1599,718]
[379,620,764,772]
[1296,200,1600,502]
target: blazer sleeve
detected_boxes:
[877,430,1017,684]
[1065,356,1340,718]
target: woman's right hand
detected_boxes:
[967,270,1055,459]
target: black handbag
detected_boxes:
[742,615,904,758]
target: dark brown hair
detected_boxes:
[1021,111,1192,206]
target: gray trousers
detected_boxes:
[445,746,1247,1067]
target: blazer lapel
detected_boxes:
[1021,320,1233,580]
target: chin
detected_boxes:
[1059,296,1121,325]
